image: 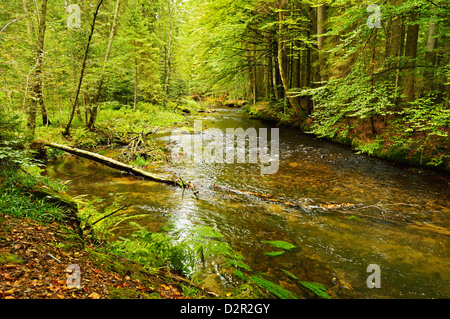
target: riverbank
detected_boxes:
[0,167,214,299]
[242,101,449,174]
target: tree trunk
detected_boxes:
[43,142,188,189]
[369,30,378,135]
[87,0,120,130]
[317,4,327,82]
[163,0,173,107]
[401,15,419,102]
[65,0,104,136]
[423,22,437,95]
[134,41,138,111]
[317,4,326,51]
[277,0,307,120]
[265,35,273,100]
[272,36,281,100]
[27,0,48,134]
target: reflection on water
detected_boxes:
[45,108,450,298]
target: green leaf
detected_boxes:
[251,276,297,299]
[264,251,285,257]
[262,240,296,250]
[299,281,331,299]
[281,269,299,280]
[195,225,224,239]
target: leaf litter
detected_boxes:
[0,214,209,299]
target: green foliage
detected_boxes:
[110,223,194,274]
[264,251,285,257]
[99,103,185,136]
[299,281,331,299]
[281,269,298,280]
[132,155,153,167]
[354,140,382,157]
[251,275,297,299]
[108,220,253,279]
[0,109,37,168]
[72,127,106,148]
[195,225,225,239]
[305,65,396,138]
[0,167,68,223]
[263,240,296,251]
[402,93,449,138]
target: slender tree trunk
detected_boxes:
[252,43,257,105]
[134,42,138,111]
[277,0,307,120]
[401,14,419,102]
[369,29,377,135]
[87,0,120,130]
[265,34,273,100]
[317,4,326,51]
[163,0,173,107]
[272,36,280,100]
[27,0,48,134]
[64,0,104,136]
[423,22,437,95]
[21,0,33,42]
[317,4,327,82]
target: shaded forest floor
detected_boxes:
[0,214,202,299]
[0,163,215,300]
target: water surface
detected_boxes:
[45,108,450,298]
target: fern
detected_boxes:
[195,225,224,239]
[263,240,296,250]
[264,251,285,257]
[299,281,331,299]
[251,276,297,299]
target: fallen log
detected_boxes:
[42,142,187,189]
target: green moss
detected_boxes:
[109,287,160,299]
[231,283,268,299]
[86,248,142,277]
[0,252,26,265]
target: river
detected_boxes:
[45,107,450,299]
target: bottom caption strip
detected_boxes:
[180,302,271,316]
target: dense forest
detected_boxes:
[1,0,449,169]
[0,0,449,302]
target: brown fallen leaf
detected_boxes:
[88,292,101,299]
[4,288,15,296]
[1,272,15,281]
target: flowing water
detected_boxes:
[45,107,450,299]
